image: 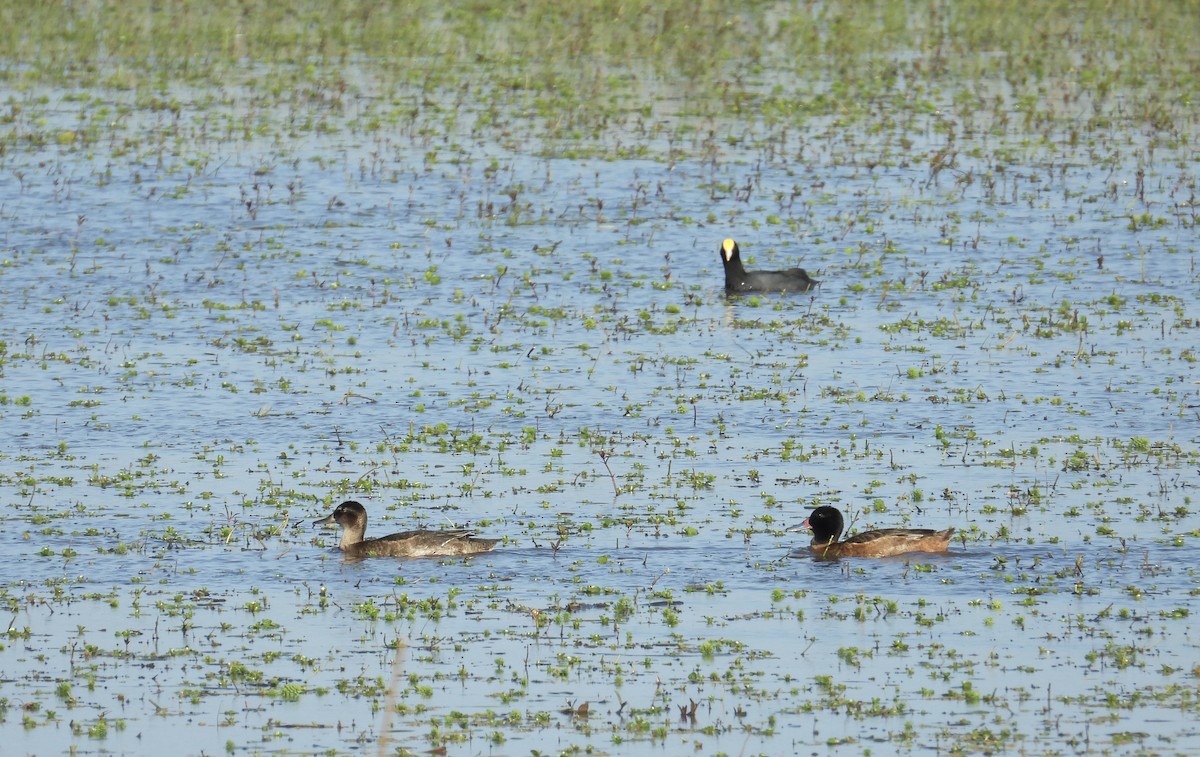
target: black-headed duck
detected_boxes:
[312,500,499,559]
[720,238,818,294]
[789,505,954,559]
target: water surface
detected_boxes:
[2,6,1199,756]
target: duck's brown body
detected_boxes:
[792,506,954,559]
[313,500,498,558]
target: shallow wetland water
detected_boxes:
[1,2,1199,755]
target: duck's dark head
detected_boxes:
[313,500,367,529]
[803,506,844,543]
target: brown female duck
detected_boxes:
[312,500,499,559]
[790,505,954,558]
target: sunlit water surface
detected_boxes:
[1,66,1198,757]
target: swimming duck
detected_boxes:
[312,500,499,559]
[720,238,818,294]
[790,505,954,558]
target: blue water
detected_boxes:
[0,67,1197,755]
